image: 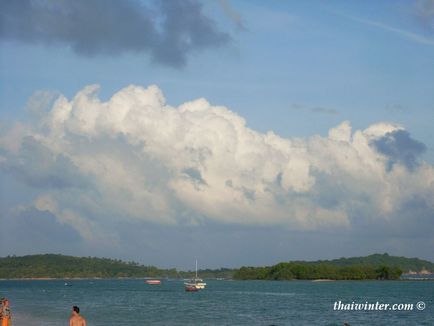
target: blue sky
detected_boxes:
[1,0,434,269]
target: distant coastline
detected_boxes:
[0,253,433,281]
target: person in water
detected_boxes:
[69,306,86,326]
[0,298,12,326]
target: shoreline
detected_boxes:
[1,277,433,281]
[0,277,145,281]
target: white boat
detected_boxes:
[184,260,206,291]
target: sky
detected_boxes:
[0,0,434,270]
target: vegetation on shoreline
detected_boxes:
[0,254,232,279]
[234,254,434,281]
[234,262,403,280]
[306,253,434,273]
[0,253,432,280]
[0,254,162,279]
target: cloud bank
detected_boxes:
[0,0,229,67]
[1,84,433,244]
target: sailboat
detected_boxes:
[184,260,206,291]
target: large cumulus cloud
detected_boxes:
[1,84,433,242]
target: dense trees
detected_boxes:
[0,253,430,280]
[0,254,233,279]
[234,262,403,280]
[310,253,434,272]
[0,254,162,279]
[233,253,433,281]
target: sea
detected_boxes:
[1,279,433,325]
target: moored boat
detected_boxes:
[146,279,161,285]
[184,260,206,291]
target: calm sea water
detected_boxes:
[1,279,433,325]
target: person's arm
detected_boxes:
[82,318,87,326]
[69,317,73,326]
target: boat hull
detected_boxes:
[185,284,199,292]
[146,280,161,285]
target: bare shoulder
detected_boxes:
[79,315,87,325]
[70,315,86,326]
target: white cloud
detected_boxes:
[1,84,433,241]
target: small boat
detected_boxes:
[184,260,206,291]
[146,279,161,285]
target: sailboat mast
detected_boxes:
[195,259,198,279]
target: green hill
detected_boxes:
[0,254,231,279]
[0,254,167,279]
[308,253,434,273]
[234,253,434,281]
